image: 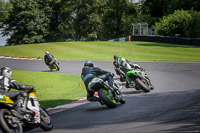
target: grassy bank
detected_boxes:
[0,41,200,62]
[12,70,86,109]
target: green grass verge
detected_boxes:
[0,41,200,62]
[12,70,86,109]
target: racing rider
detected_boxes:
[44,51,58,69]
[113,55,141,73]
[81,60,119,101]
[0,67,34,114]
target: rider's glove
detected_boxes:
[110,72,115,77]
[133,64,140,69]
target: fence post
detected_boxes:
[129,36,132,42]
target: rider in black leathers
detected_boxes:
[0,67,34,113]
[44,51,58,68]
[113,55,141,73]
[81,60,118,101]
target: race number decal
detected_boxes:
[0,94,4,99]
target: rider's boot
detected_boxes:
[15,95,30,114]
[87,96,100,101]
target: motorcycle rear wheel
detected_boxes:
[40,107,53,131]
[53,63,60,71]
[98,89,116,108]
[134,78,150,92]
[0,109,23,133]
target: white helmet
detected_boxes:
[45,51,49,55]
[0,67,12,79]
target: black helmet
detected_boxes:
[114,55,118,60]
[84,60,94,67]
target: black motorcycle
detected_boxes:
[88,78,126,108]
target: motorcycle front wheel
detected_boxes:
[119,96,126,104]
[40,107,53,131]
[0,109,23,133]
[98,89,116,108]
[134,78,151,92]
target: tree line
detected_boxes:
[0,0,200,45]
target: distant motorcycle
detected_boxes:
[88,78,126,108]
[0,88,53,133]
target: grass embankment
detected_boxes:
[2,41,200,108]
[0,41,200,62]
[12,70,85,109]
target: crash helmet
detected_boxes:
[45,51,49,55]
[0,67,12,79]
[119,57,126,65]
[113,55,118,60]
[84,60,94,67]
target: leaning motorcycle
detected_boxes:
[126,68,154,92]
[88,78,126,108]
[0,89,53,133]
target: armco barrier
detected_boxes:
[131,36,200,46]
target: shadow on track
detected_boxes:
[27,89,200,133]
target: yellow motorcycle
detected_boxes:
[0,89,53,133]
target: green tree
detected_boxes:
[73,0,107,41]
[2,0,49,45]
[183,11,200,38]
[0,0,10,23]
[153,10,192,37]
[141,0,170,18]
[167,0,200,14]
[102,0,136,40]
[40,0,75,42]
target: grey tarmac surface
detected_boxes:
[0,58,200,133]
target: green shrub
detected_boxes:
[153,10,192,37]
[184,11,200,38]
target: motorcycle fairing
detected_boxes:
[88,78,110,92]
[126,70,139,82]
[27,91,41,123]
[0,94,14,104]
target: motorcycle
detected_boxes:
[0,88,53,133]
[114,63,154,92]
[88,78,126,108]
[126,68,154,92]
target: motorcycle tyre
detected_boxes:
[98,89,116,108]
[120,76,125,82]
[0,109,23,133]
[134,78,150,92]
[120,96,126,104]
[40,107,53,131]
[53,63,60,71]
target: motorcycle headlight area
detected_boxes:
[135,72,143,78]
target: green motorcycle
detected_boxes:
[88,78,126,108]
[126,69,154,92]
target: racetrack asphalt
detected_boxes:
[0,58,200,133]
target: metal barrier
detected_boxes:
[131,36,200,46]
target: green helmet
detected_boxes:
[119,57,126,65]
